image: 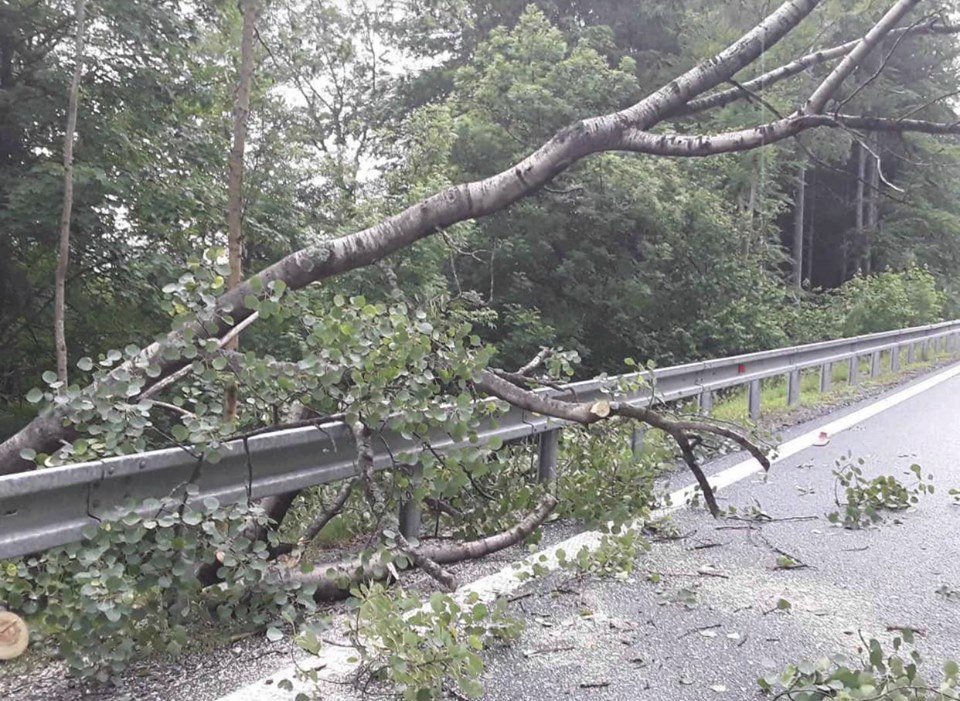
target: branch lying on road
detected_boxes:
[474,369,770,517]
[291,494,558,600]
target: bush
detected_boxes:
[834,266,944,336]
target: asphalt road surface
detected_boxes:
[469,363,960,700]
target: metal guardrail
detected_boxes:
[2,320,960,560]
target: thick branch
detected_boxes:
[297,495,558,599]
[804,0,920,114]
[680,20,960,116]
[473,370,770,517]
[395,533,458,591]
[618,113,960,158]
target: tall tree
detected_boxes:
[224,0,260,423]
[792,164,806,289]
[53,0,86,386]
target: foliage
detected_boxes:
[554,420,669,529]
[0,491,317,680]
[347,583,524,700]
[834,267,945,337]
[759,630,960,700]
[555,529,648,580]
[827,455,933,529]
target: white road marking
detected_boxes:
[216,361,960,701]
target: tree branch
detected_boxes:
[679,19,960,116]
[472,370,770,517]
[294,495,558,599]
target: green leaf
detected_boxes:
[77,357,93,371]
[25,388,43,403]
[266,626,284,642]
[41,370,58,385]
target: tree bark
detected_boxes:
[805,169,815,284]
[53,0,86,387]
[679,20,959,116]
[297,495,558,600]
[791,164,805,289]
[864,133,881,274]
[855,140,865,276]
[223,0,259,423]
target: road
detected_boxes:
[471,362,960,700]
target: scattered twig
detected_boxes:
[679,623,722,639]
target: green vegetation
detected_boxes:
[828,455,933,529]
[760,630,959,700]
[0,493,318,680]
[1,0,960,697]
[347,585,524,700]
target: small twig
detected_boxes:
[678,623,722,639]
[523,644,575,658]
[647,568,730,580]
[298,477,358,546]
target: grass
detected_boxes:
[709,345,955,424]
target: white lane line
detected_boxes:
[216,361,960,701]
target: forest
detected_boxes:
[2,0,960,697]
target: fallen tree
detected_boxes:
[4,0,960,474]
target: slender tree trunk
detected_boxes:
[791,164,805,289]
[804,169,815,284]
[864,134,880,275]
[224,0,259,423]
[54,0,86,387]
[854,140,866,277]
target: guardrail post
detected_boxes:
[630,428,645,457]
[820,362,832,393]
[891,346,901,373]
[399,464,423,539]
[787,370,801,406]
[538,429,560,483]
[700,388,713,415]
[849,356,859,385]
[908,342,917,364]
[748,379,761,419]
[870,351,881,378]
[922,340,931,361]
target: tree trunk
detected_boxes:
[53,0,87,387]
[854,140,866,276]
[223,0,259,423]
[791,164,805,289]
[864,134,880,274]
[804,168,815,284]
